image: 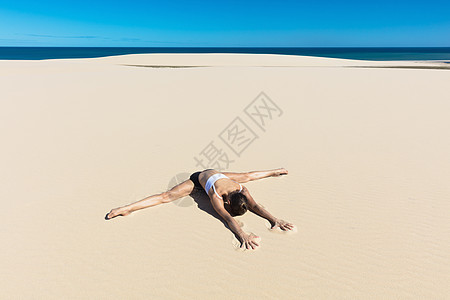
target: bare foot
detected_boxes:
[274,168,288,176]
[105,207,131,220]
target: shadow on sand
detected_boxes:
[188,188,242,242]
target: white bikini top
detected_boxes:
[204,173,243,199]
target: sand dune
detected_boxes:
[1,54,449,299]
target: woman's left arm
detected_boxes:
[242,186,295,231]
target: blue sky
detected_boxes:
[1,0,449,46]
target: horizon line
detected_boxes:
[1,46,450,48]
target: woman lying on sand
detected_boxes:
[106,168,294,250]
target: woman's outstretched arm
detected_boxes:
[223,168,288,183]
[241,186,294,231]
[210,194,260,250]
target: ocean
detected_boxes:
[0,47,450,61]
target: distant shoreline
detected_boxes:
[1,46,450,61]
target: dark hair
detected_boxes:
[228,191,248,216]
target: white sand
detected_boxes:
[1,54,449,299]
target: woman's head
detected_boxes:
[227,191,248,216]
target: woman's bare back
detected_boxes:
[198,169,242,199]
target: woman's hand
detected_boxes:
[240,233,260,250]
[270,219,295,231]
[273,168,288,177]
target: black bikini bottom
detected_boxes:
[189,169,213,189]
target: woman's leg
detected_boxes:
[221,171,250,183]
[106,179,195,219]
[222,168,288,183]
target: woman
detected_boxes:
[106,168,294,250]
